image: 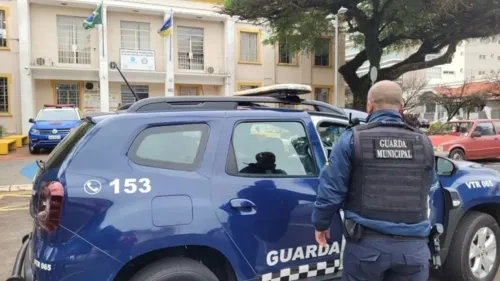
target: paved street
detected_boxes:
[0,148,500,280]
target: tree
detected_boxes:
[398,72,429,114]
[220,0,500,109]
[423,80,489,122]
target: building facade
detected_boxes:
[0,0,346,134]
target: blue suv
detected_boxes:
[28,104,82,154]
[8,85,500,281]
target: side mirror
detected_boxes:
[435,156,455,176]
[29,118,35,123]
[471,131,482,138]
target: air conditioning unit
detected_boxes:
[206,66,215,74]
[84,81,100,92]
[35,57,46,66]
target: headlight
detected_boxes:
[31,128,40,134]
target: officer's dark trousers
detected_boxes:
[341,237,430,281]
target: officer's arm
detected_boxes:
[312,131,353,231]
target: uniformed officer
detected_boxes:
[312,80,440,281]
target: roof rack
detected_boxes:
[123,83,347,118]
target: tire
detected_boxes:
[130,257,219,281]
[29,145,40,154]
[443,211,500,281]
[449,148,465,160]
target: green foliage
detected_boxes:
[0,124,4,138]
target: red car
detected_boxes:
[429,119,500,160]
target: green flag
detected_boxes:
[83,3,103,29]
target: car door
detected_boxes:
[470,122,498,158]
[211,117,344,280]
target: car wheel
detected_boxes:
[449,148,465,160]
[443,211,500,281]
[130,257,219,281]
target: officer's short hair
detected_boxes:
[368,80,403,108]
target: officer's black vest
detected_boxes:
[345,121,434,224]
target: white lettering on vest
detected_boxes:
[379,139,408,148]
[266,242,341,266]
[376,149,413,159]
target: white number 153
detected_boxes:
[109,178,151,194]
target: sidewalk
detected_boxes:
[0,147,49,189]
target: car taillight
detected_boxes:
[37,181,64,232]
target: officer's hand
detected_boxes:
[315,229,330,247]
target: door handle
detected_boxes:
[229,199,256,214]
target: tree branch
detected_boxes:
[380,40,458,80]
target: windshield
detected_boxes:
[36,109,79,121]
[430,122,473,136]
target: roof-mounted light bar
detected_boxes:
[43,104,75,108]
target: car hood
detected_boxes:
[428,135,463,146]
[33,120,80,129]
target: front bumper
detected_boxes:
[29,134,67,148]
[6,233,33,281]
[434,151,449,158]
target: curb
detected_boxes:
[0,184,32,192]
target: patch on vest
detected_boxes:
[374,138,414,159]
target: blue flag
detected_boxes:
[158,16,172,37]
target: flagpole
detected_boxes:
[170,8,173,62]
[101,0,105,58]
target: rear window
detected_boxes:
[45,120,94,169]
[128,123,210,171]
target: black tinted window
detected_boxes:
[45,120,93,169]
[129,123,209,171]
[227,121,317,177]
[475,122,495,136]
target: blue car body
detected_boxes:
[10,100,500,281]
[28,106,81,152]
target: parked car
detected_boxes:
[429,119,500,160]
[419,118,430,128]
[28,104,83,154]
[9,85,500,281]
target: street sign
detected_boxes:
[370,66,378,84]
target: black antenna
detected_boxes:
[109,61,139,102]
[349,112,353,125]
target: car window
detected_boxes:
[129,123,209,171]
[317,121,347,150]
[493,122,500,135]
[227,121,318,177]
[45,120,93,169]
[474,122,495,136]
[36,109,79,121]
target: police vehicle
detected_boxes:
[27,104,82,154]
[8,84,500,281]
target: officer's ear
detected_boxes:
[366,100,373,114]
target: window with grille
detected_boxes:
[121,85,149,105]
[314,88,330,104]
[57,16,91,64]
[0,77,8,114]
[427,67,442,79]
[314,39,331,66]
[177,26,204,70]
[56,83,80,107]
[120,21,151,50]
[278,38,296,64]
[178,86,199,96]
[239,31,258,62]
[0,10,6,48]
